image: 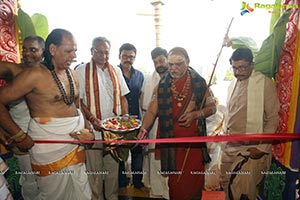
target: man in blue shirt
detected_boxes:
[118,43,147,193]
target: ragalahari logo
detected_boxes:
[240,2,298,15]
[240,2,254,16]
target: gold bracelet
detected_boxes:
[15,134,28,143]
[11,130,27,142]
[10,129,25,140]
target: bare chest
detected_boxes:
[29,70,78,105]
[50,70,78,105]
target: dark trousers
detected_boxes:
[119,145,144,189]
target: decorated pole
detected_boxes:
[151,0,164,47]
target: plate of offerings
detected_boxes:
[101,116,141,133]
[101,116,141,161]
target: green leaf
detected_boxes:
[17,8,36,42]
[254,9,291,78]
[230,37,259,56]
[31,13,49,40]
[269,0,282,34]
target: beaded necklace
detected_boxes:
[171,72,191,107]
[51,69,75,105]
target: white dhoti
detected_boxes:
[220,149,271,200]
[205,105,225,191]
[143,118,169,199]
[0,158,13,200]
[9,98,39,200]
[15,153,39,200]
[142,72,169,199]
[27,109,91,200]
[9,98,30,132]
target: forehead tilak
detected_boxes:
[168,54,186,63]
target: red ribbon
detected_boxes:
[34,133,300,144]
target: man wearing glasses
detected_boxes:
[76,37,129,200]
[117,43,147,193]
[220,47,280,200]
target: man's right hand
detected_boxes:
[0,128,13,145]
[247,147,267,160]
[0,132,9,145]
[70,128,95,141]
[137,128,147,140]
[91,118,102,131]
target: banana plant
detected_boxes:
[254,9,291,79]
[17,8,49,41]
[229,9,291,79]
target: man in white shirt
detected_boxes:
[76,36,129,200]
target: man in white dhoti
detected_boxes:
[29,110,91,199]
[220,48,280,200]
[0,134,13,200]
[0,29,93,200]
[0,35,45,200]
[0,157,13,200]
[141,47,169,199]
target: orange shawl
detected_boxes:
[85,60,121,119]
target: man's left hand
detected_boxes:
[247,147,267,159]
[178,112,196,127]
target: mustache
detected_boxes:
[124,61,132,65]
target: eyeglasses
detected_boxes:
[121,55,135,60]
[231,65,248,72]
